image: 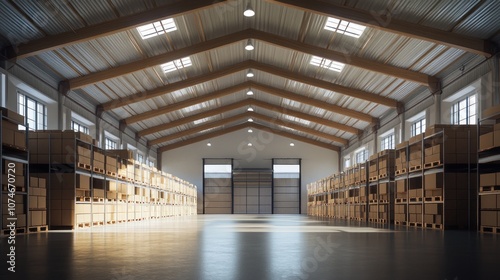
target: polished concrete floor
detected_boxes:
[1,215,499,280]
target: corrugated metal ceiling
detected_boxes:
[0,0,499,151]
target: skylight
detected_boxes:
[310,56,345,72]
[324,17,366,38]
[161,57,192,73]
[137,18,177,40]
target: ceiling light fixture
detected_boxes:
[245,39,254,51]
[290,142,295,147]
[247,107,254,112]
[248,129,253,133]
[207,142,212,147]
[246,90,254,96]
[248,143,253,146]
[248,118,254,122]
[243,4,255,17]
[246,70,254,78]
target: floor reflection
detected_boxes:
[0,215,499,280]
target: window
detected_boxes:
[146,158,155,167]
[355,149,368,164]
[161,57,192,73]
[344,157,351,168]
[310,56,345,72]
[410,118,426,137]
[71,120,89,134]
[451,95,476,125]
[105,138,117,150]
[18,92,47,130]
[324,17,366,38]
[137,153,144,163]
[380,134,395,150]
[137,18,177,39]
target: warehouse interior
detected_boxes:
[1,0,500,279]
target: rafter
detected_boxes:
[65,28,437,90]
[249,82,377,124]
[99,61,252,111]
[270,0,495,57]
[122,83,249,125]
[5,0,227,60]
[250,61,399,108]
[250,112,348,145]
[137,99,250,137]
[101,60,398,113]
[148,114,247,146]
[250,99,360,135]
[157,122,340,152]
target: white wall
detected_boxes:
[162,127,339,214]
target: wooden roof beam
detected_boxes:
[248,81,377,124]
[250,112,348,145]
[5,0,227,60]
[248,61,399,108]
[99,61,252,111]
[157,122,341,152]
[270,0,495,57]
[122,83,250,125]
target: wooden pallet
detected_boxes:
[92,197,105,202]
[395,169,407,176]
[106,171,117,177]
[28,225,48,233]
[480,226,500,234]
[409,165,422,172]
[77,222,91,228]
[2,227,26,236]
[378,219,387,224]
[378,174,388,179]
[395,198,407,203]
[480,186,500,193]
[409,197,423,202]
[369,176,378,182]
[93,167,105,174]
[424,223,443,230]
[2,185,25,192]
[409,222,423,227]
[424,196,443,202]
[424,161,442,169]
[395,220,407,226]
[77,162,91,170]
[76,197,91,202]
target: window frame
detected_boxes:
[380,133,395,151]
[105,137,117,150]
[18,92,47,130]
[71,120,90,134]
[410,118,426,137]
[355,149,368,164]
[451,94,476,125]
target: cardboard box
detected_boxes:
[14,131,26,149]
[396,180,405,193]
[424,173,443,190]
[481,195,497,209]
[480,132,494,151]
[2,126,15,146]
[1,107,25,124]
[409,134,423,145]
[38,196,46,209]
[424,203,440,215]
[481,211,498,226]
[480,173,496,187]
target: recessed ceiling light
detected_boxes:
[207,142,212,147]
[248,118,254,122]
[248,129,253,133]
[243,4,255,17]
[290,142,295,147]
[247,107,254,112]
[247,143,253,146]
[246,70,254,78]
[246,90,254,96]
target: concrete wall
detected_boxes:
[162,127,339,214]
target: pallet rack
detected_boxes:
[29,130,196,229]
[1,108,30,235]
[478,104,500,233]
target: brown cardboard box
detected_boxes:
[480,195,497,209]
[1,107,24,124]
[480,132,494,151]
[77,146,91,157]
[424,173,443,190]
[76,174,90,189]
[379,183,388,194]
[94,151,105,162]
[409,134,423,145]
[480,173,496,187]
[424,214,434,224]
[425,203,440,215]
[38,196,46,209]
[424,147,433,156]
[432,144,441,154]
[2,126,15,146]
[481,211,498,226]
[14,131,26,149]
[39,177,46,188]
[16,214,26,227]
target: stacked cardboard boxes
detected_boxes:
[368,156,378,182]
[28,176,47,229]
[395,141,408,174]
[408,134,423,171]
